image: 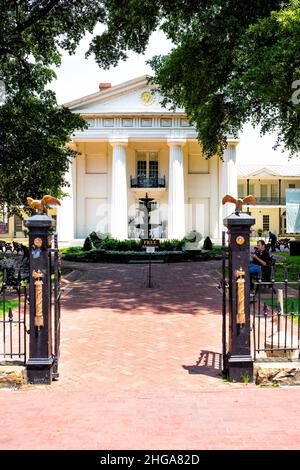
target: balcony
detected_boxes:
[244,196,286,206]
[130,175,166,188]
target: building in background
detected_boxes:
[1,76,299,243]
[0,205,57,240]
[57,76,238,244]
[237,165,300,236]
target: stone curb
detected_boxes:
[0,365,26,389]
[255,362,300,386]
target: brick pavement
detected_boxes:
[1,260,300,450]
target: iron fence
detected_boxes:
[0,241,29,364]
[50,233,61,379]
[252,269,300,361]
[221,231,229,375]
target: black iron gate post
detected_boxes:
[25,213,54,384]
[221,231,228,375]
[224,211,255,381]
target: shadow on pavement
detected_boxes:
[183,350,222,378]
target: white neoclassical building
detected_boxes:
[57,76,238,243]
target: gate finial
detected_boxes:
[222,194,256,213]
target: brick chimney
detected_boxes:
[99,82,111,91]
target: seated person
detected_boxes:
[250,240,272,279]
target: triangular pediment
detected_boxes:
[64,75,185,116]
[248,167,278,178]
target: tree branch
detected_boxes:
[15,0,60,33]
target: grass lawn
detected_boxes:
[275,252,300,266]
[0,299,21,317]
[272,253,300,283]
[264,297,300,319]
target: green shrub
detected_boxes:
[98,237,118,250]
[59,246,83,254]
[89,231,105,249]
[212,245,222,256]
[158,239,185,251]
[62,250,189,263]
[97,238,143,251]
[83,236,93,251]
[203,236,213,251]
[61,247,222,263]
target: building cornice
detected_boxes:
[64,75,154,109]
[109,138,128,147]
[167,138,187,146]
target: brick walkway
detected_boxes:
[1,261,300,450]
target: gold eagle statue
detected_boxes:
[27,195,61,214]
[222,194,256,212]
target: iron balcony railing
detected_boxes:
[240,196,286,205]
[130,175,166,188]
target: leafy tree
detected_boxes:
[0,1,92,212]
[0,88,85,212]
[1,0,300,216]
[87,0,300,158]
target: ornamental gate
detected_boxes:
[221,214,300,382]
[0,242,29,363]
[0,213,61,384]
[251,268,300,362]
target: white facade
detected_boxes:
[58,76,239,243]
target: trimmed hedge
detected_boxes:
[62,249,220,263]
[87,232,185,252]
[60,234,222,263]
[62,250,185,263]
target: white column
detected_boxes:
[209,156,220,239]
[109,138,128,240]
[219,143,238,228]
[167,139,186,239]
[57,157,75,243]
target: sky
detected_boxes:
[50,30,297,166]
[50,29,173,105]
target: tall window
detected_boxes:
[249,183,254,196]
[238,184,244,198]
[271,184,278,202]
[14,215,23,233]
[0,204,8,234]
[136,151,158,180]
[263,215,270,232]
[260,184,268,202]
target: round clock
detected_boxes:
[140,90,154,105]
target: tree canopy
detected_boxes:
[0,1,92,212]
[88,0,300,158]
[1,1,300,213]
